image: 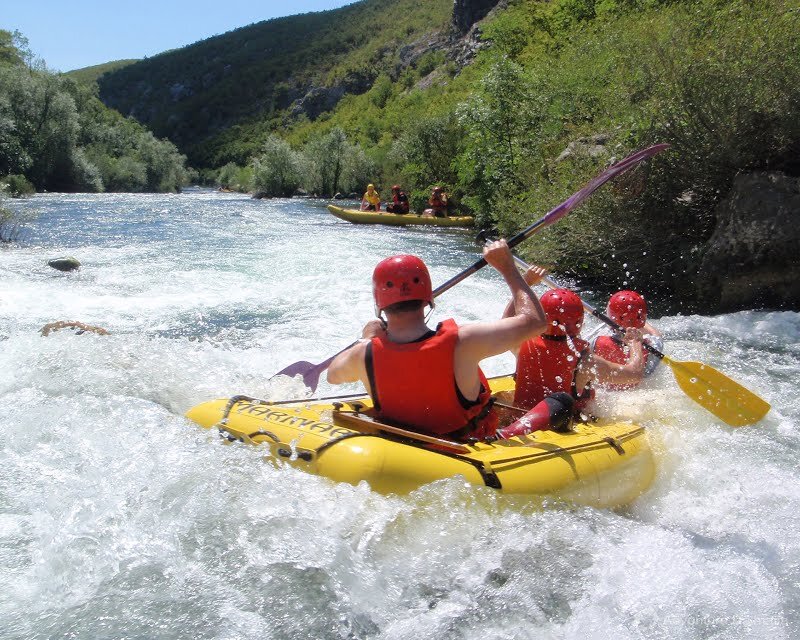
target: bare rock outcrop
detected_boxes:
[697,171,800,311]
[452,0,504,35]
[288,0,504,120]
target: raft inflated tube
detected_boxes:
[327,204,474,227]
[185,375,655,508]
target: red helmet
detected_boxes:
[607,290,647,328]
[391,185,401,191]
[540,289,584,336]
[372,255,433,314]
[432,186,443,193]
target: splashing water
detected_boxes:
[0,191,798,639]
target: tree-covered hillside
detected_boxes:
[61,1,800,311]
[97,0,454,167]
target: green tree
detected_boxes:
[340,144,376,195]
[0,66,80,190]
[302,127,349,196]
[389,112,462,193]
[368,74,393,108]
[217,163,240,189]
[455,58,544,218]
[95,155,147,192]
[216,162,252,192]
[0,30,30,67]
[251,135,301,197]
[136,130,191,192]
[68,148,103,192]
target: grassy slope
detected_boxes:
[66,59,138,85]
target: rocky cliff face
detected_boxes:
[289,71,372,120]
[697,171,800,312]
[288,0,504,120]
[452,0,503,34]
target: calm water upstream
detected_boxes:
[1,190,798,639]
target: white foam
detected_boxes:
[1,191,798,638]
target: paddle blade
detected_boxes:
[664,357,771,426]
[534,143,671,231]
[271,346,350,392]
[271,360,326,392]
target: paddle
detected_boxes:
[273,143,670,391]
[508,254,771,426]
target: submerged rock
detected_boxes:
[47,257,81,272]
[40,321,109,336]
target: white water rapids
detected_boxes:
[1,190,798,639]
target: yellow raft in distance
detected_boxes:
[185,375,655,508]
[327,204,475,227]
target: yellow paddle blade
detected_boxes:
[662,356,771,427]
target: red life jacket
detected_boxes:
[366,319,497,439]
[428,194,446,209]
[513,335,593,411]
[593,335,639,390]
[593,335,628,364]
[389,192,409,213]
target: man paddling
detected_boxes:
[327,240,549,441]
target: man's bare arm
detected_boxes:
[327,320,385,388]
[459,241,547,363]
[327,341,369,385]
[577,329,646,389]
[501,264,547,320]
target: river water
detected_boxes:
[0,190,798,639]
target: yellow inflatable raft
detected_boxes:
[185,375,655,508]
[327,204,475,227]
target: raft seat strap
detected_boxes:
[603,437,626,455]
[492,400,527,413]
[476,461,502,489]
[245,429,280,443]
[216,426,279,445]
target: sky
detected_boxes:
[3,0,356,72]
